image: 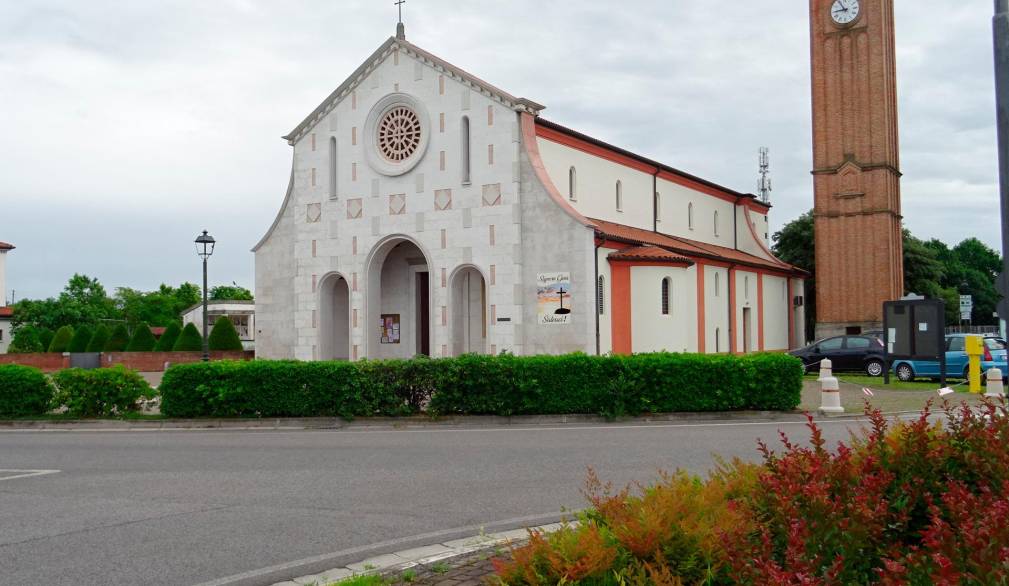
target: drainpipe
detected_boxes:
[594,234,602,356]
[652,168,660,232]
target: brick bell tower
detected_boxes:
[810,0,904,339]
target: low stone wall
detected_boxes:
[0,351,254,373]
[0,353,70,372]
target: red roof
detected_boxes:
[0,242,14,251]
[608,246,692,264]
[0,307,13,318]
[590,218,804,274]
[150,327,167,338]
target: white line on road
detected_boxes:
[192,511,565,586]
[0,469,60,481]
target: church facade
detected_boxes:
[253,32,807,361]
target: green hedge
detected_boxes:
[160,353,803,419]
[67,325,93,353]
[48,326,74,353]
[154,322,182,352]
[86,325,111,353]
[51,366,155,417]
[208,317,244,351]
[104,324,131,352]
[0,365,54,417]
[173,323,203,351]
[126,323,157,352]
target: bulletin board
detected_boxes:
[380,314,401,344]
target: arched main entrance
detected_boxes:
[365,236,433,359]
[450,266,488,355]
[318,273,350,360]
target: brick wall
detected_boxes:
[0,351,254,373]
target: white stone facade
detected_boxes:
[254,34,806,360]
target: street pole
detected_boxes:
[996,0,1009,340]
[202,256,209,362]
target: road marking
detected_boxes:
[0,469,60,481]
[192,511,564,586]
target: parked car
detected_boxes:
[789,335,887,376]
[890,334,1009,382]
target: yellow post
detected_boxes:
[965,335,985,394]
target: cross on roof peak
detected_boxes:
[395,0,406,40]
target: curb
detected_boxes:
[271,522,566,586]
[0,411,815,431]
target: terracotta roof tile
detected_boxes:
[0,242,14,251]
[0,307,13,318]
[590,218,803,274]
[608,246,692,264]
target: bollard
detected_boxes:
[819,358,844,414]
[986,368,1006,398]
[818,358,833,381]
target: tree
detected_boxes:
[116,283,201,328]
[154,322,182,352]
[37,328,55,352]
[67,325,93,353]
[12,274,118,332]
[104,324,131,352]
[7,327,44,354]
[126,323,157,352]
[772,211,816,343]
[210,283,253,301]
[86,325,111,353]
[207,317,244,351]
[173,323,204,351]
[48,326,74,353]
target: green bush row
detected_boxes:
[159,352,803,418]
[0,365,155,418]
[7,318,245,354]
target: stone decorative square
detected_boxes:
[482,183,502,207]
[434,189,452,211]
[306,203,322,223]
[347,198,363,219]
[389,193,406,215]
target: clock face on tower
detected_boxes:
[831,0,861,25]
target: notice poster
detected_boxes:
[380,314,401,344]
[537,272,572,325]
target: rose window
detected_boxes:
[377,106,422,162]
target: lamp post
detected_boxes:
[195,230,216,362]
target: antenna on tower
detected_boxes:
[757,147,772,204]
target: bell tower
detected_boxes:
[810,0,904,339]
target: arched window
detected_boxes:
[329,137,338,199]
[461,116,471,184]
[714,211,720,237]
[661,277,671,315]
[597,275,605,315]
[615,181,623,212]
[714,272,721,297]
[715,328,721,352]
[688,202,694,230]
[744,276,750,300]
[568,167,577,201]
[655,191,662,222]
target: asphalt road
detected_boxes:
[0,418,873,586]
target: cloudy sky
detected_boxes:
[1,0,1003,301]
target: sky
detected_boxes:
[1,0,1004,302]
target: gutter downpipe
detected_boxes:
[594,234,602,356]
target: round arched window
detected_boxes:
[377,106,422,162]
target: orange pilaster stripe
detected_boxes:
[728,267,738,354]
[611,263,633,355]
[696,264,706,353]
[757,273,765,352]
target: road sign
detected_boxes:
[960,295,974,321]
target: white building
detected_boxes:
[181,300,256,351]
[0,241,14,354]
[254,29,806,361]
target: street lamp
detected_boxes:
[195,230,216,362]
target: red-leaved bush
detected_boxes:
[494,399,1009,585]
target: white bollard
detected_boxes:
[986,368,1005,398]
[819,367,844,414]
[818,358,833,381]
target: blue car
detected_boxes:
[891,334,1008,382]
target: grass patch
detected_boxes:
[328,575,386,586]
[804,373,963,392]
[399,568,416,583]
[429,562,450,575]
[4,412,168,422]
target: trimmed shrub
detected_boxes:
[7,327,44,354]
[67,325,94,353]
[160,352,804,419]
[47,326,74,353]
[126,323,157,352]
[207,317,243,351]
[172,323,203,351]
[494,400,1009,585]
[86,325,111,353]
[104,324,131,352]
[38,328,55,352]
[50,366,154,417]
[0,365,54,417]
[154,322,182,352]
